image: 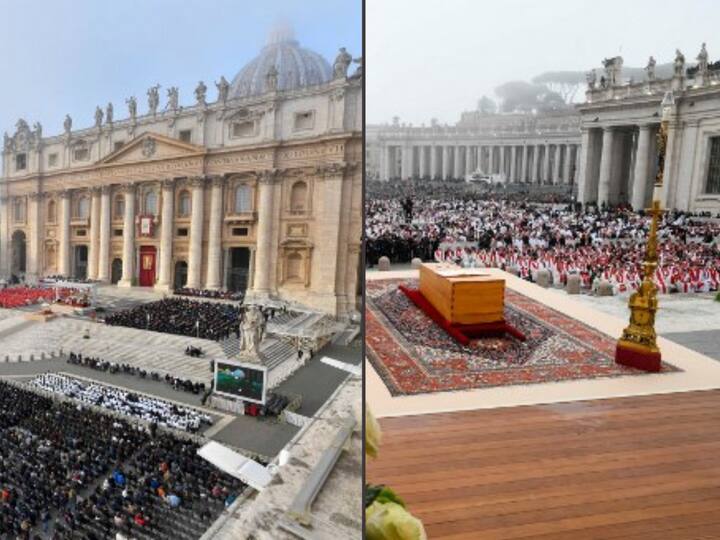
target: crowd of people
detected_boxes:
[30,373,213,433]
[366,181,720,295]
[66,352,209,396]
[104,298,242,341]
[173,288,244,302]
[0,380,243,539]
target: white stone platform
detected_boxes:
[367,268,720,418]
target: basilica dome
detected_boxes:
[229,26,332,99]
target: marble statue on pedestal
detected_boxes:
[126,97,137,121]
[147,85,161,116]
[674,49,685,77]
[194,81,207,106]
[63,114,72,136]
[333,47,353,79]
[697,43,709,75]
[239,306,266,357]
[94,106,103,129]
[106,103,113,125]
[216,76,229,104]
[166,87,179,112]
[645,56,656,81]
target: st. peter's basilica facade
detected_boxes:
[0,29,362,318]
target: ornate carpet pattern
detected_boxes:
[366,279,680,396]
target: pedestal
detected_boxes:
[615,341,662,372]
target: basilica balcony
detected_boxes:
[224,211,257,225]
[70,217,90,227]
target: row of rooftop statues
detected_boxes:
[586,43,711,90]
[4,48,359,152]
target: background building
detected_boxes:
[1,28,363,317]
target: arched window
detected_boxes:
[145,191,158,215]
[290,181,308,213]
[114,195,125,219]
[13,199,25,222]
[287,252,303,280]
[76,196,90,219]
[178,190,191,217]
[234,184,252,213]
[47,200,56,223]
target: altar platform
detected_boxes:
[366,268,720,419]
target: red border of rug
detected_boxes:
[398,285,526,345]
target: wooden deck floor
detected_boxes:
[367,390,720,539]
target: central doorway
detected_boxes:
[111,258,123,284]
[74,245,88,280]
[138,246,157,287]
[11,230,26,276]
[227,247,250,292]
[173,261,188,290]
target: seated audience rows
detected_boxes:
[366,181,720,295]
[0,381,245,538]
[104,298,242,341]
[174,288,244,301]
[30,373,213,433]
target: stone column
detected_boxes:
[400,146,411,180]
[542,143,551,183]
[118,183,135,287]
[597,127,616,206]
[465,146,473,175]
[530,146,539,183]
[442,146,450,179]
[58,190,71,277]
[553,145,562,184]
[87,187,101,280]
[97,186,111,282]
[419,146,427,178]
[27,193,42,279]
[509,146,517,182]
[155,179,175,290]
[521,145,528,182]
[205,176,224,290]
[453,146,463,178]
[311,163,346,313]
[186,176,205,289]
[253,170,278,295]
[631,125,653,211]
[383,146,392,180]
[430,146,438,179]
[563,144,572,184]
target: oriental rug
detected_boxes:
[366,279,680,396]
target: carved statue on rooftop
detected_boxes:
[697,42,709,75]
[674,49,685,77]
[3,132,12,152]
[215,76,229,104]
[126,96,137,121]
[333,47,352,79]
[645,56,656,81]
[586,69,597,89]
[106,102,113,125]
[63,114,72,135]
[94,106,104,129]
[33,122,42,142]
[602,56,623,86]
[166,87,179,112]
[147,84,161,116]
[194,81,207,106]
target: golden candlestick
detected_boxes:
[615,92,673,372]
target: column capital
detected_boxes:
[257,168,281,184]
[160,178,176,190]
[119,182,136,194]
[316,161,352,179]
[189,176,206,188]
[0,196,9,204]
[58,189,72,200]
[89,186,102,196]
[209,175,225,188]
[101,184,113,195]
[28,191,45,201]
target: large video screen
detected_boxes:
[214,360,267,405]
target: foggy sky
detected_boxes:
[367,0,719,125]
[0,0,361,137]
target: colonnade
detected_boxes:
[380,142,579,184]
[577,124,660,210]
